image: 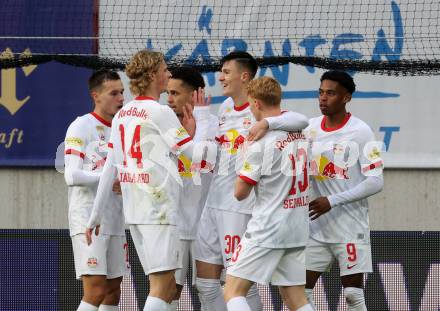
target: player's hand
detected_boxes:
[112,179,122,195]
[192,87,211,107]
[182,103,196,137]
[85,225,100,245]
[247,119,269,141]
[309,197,331,220]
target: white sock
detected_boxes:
[77,301,98,311]
[196,277,227,311]
[344,287,367,311]
[143,296,170,311]
[305,288,316,310]
[227,296,251,311]
[297,303,315,311]
[98,305,118,311]
[246,284,262,311]
[169,300,178,311]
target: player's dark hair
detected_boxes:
[320,70,356,94]
[88,69,121,92]
[170,66,205,90]
[221,51,258,78]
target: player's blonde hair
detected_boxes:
[125,50,164,96]
[247,76,282,106]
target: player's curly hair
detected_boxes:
[125,50,164,96]
[321,70,356,94]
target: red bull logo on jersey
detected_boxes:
[178,154,193,178]
[117,107,149,120]
[216,129,245,155]
[313,156,349,180]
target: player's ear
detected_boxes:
[241,71,251,83]
[343,93,352,104]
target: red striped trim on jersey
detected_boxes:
[321,113,351,132]
[135,96,156,101]
[108,142,113,148]
[90,112,111,127]
[239,175,257,185]
[176,136,192,147]
[65,149,85,159]
[362,159,384,173]
[234,102,249,111]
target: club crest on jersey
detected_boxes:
[243,117,252,129]
[96,126,106,140]
[87,257,98,268]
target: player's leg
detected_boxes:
[72,234,111,310]
[278,285,313,311]
[272,247,313,311]
[223,275,253,311]
[130,224,182,311]
[335,243,372,311]
[341,274,366,311]
[305,238,335,309]
[171,239,192,310]
[100,235,130,310]
[81,275,107,309]
[98,277,122,310]
[194,207,227,311]
[218,210,262,311]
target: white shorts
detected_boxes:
[306,238,373,276]
[175,239,197,286]
[130,224,182,275]
[227,237,306,286]
[71,233,130,280]
[194,207,251,267]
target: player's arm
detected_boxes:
[234,177,254,201]
[85,144,117,244]
[64,121,101,186]
[235,141,262,201]
[248,111,309,141]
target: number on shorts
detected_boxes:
[224,235,241,255]
[346,243,357,262]
[123,242,129,263]
[231,244,242,263]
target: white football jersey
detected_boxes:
[64,112,125,236]
[89,96,195,227]
[204,97,256,214]
[239,130,310,248]
[305,113,384,244]
[177,107,218,239]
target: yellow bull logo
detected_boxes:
[217,129,245,155]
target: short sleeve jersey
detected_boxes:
[239,130,310,248]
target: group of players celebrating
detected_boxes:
[64,50,384,311]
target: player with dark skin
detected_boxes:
[306,76,364,290]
